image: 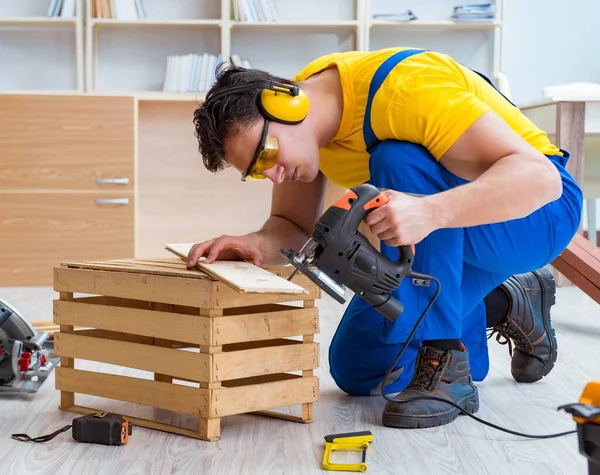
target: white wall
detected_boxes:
[502,0,600,105]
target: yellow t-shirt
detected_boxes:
[292,47,561,189]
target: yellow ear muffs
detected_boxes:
[258,86,309,125]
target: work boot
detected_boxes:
[488,266,558,383]
[381,345,479,429]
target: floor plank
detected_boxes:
[0,285,597,475]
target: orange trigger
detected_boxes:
[364,193,389,211]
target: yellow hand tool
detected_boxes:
[322,430,374,472]
[559,381,600,474]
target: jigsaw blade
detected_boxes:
[280,248,347,303]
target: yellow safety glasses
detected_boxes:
[241,119,279,181]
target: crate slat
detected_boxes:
[54,267,213,307]
[54,299,211,345]
[54,333,211,382]
[55,367,209,416]
[213,278,320,308]
[211,376,319,417]
[213,306,318,345]
[214,342,319,381]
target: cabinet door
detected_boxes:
[0,192,134,286]
[0,95,134,191]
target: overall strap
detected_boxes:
[363,48,427,154]
[471,69,516,107]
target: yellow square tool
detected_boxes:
[322,430,374,472]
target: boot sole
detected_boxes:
[513,266,558,383]
[381,391,479,429]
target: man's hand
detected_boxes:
[364,190,437,246]
[186,234,264,268]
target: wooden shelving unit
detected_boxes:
[0,0,84,92]
[0,0,505,101]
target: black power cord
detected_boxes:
[379,271,577,440]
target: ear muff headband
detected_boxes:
[206,80,309,125]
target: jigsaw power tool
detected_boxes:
[280,183,427,322]
[0,298,58,393]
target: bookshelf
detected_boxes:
[0,0,84,92]
[0,0,505,101]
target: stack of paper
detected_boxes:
[452,3,496,22]
[372,9,417,22]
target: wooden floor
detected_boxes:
[0,282,598,475]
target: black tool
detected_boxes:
[280,183,416,321]
[11,412,132,446]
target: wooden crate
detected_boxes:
[52,258,321,441]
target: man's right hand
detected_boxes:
[186,234,264,269]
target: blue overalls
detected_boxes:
[328,49,584,396]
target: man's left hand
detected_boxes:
[364,190,437,246]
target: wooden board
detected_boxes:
[165,243,307,294]
[552,234,600,304]
[61,258,209,279]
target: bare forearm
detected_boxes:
[425,153,563,229]
[250,215,310,265]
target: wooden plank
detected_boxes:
[54,333,210,382]
[554,101,586,287]
[555,234,600,288]
[213,342,319,382]
[53,266,214,308]
[213,307,318,345]
[62,405,219,441]
[552,255,600,304]
[55,367,209,417]
[556,102,585,190]
[62,258,208,279]
[165,243,308,294]
[211,278,319,309]
[199,418,220,441]
[53,299,211,346]
[210,376,318,417]
[58,292,75,408]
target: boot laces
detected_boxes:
[487,322,530,357]
[412,350,443,388]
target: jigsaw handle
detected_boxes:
[331,184,415,266]
[314,183,416,321]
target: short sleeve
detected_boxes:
[378,68,492,160]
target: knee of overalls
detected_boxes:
[328,294,422,396]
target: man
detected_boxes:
[188,47,583,429]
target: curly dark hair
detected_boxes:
[193,64,296,173]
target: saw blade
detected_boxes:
[279,249,347,304]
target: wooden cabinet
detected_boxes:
[0,94,135,286]
[0,193,134,286]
